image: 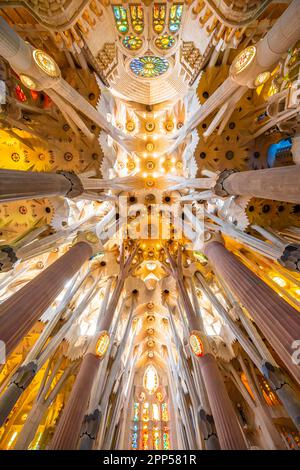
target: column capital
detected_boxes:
[11,361,37,390]
[57,171,84,199]
[279,244,300,273]
[213,169,238,197]
[0,246,18,272]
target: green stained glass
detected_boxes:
[130,5,144,34]
[155,34,175,50]
[130,56,169,78]
[123,35,143,51]
[113,5,129,34]
[169,4,183,33]
[153,4,166,34]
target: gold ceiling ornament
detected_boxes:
[165,120,174,132]
[189,330,205,357]
[148,351,154,358]
[145,141,155,152]
[33,49,60,78]
[145,121,155,132]
[145,177,155,188]
[146,315,155,324]
[143,364,159,395]
[230,46,256,75]
[147,338,155,348]
[19,74,38,90]
[95,331,110,358]
[145,159,155,170]
[126,120,136,132]
[254,71,271,88]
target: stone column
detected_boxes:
[204,240,300,386]
[199,354,247,450]
[0,242,92,356]
[49,248,136,449]
[0,169,83,202]
[166,247,246,449]
[214,166,300,204]
[49,353,100,450]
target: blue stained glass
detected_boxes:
[169,4,183,33]
[113,6,129,34]
[130,56,169,78]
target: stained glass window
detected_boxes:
[142,402,150,422]
[123,35,142,51]
[141,425,149,450]
[153,4,166,34]
[153,427,160,450]
[169,4,183,33]
[133,402,140,421]
[162,402,169,421]
[152,403,160,421]
[155,34,175,50]
[131,424,139,449]
[112,6,129,34]
[130,56,169,78]
[163,426,170,450]
[130,5,144,34]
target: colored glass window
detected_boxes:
[153,427,160,450]
[155,34,175,50]
[113,6,129,34]
[141,426,149,450]
[131,424,139,449]
[163,426,170,450]
[133,402,140,421]
[123,35,143,51]
[162,402,169,421]
[130,5,144,34]
[130,56,169,78]
[142,402,150,422]
[152,403,160,421]
[169,4,183,33]
[153,4,166,34]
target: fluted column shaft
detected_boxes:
[215,166,300,203]
[0,242,92,356]
[199,354,247,450]
[49,267,130,449]
[49,353,99,450]
[0,169,83,202]
[204,241,300,385]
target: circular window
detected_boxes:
[130,56,169,78]
[123,35,142,51]
[155,35,175,50]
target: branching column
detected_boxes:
[204,240,300,386]
[49,248,137,449]
[0,169,83,202]
[0,242,92,356]
[165,247,247,449]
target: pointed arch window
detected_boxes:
[168,4,183,33]
[153,3,166,34]
[143,365,159,395]
[113,6,129,34]
[130,5,144,34]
